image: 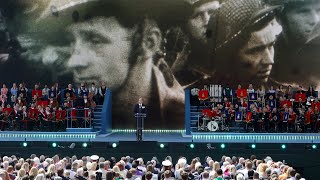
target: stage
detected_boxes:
[1,130,320,144]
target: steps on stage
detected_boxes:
[93,105,103,132]
[65,105,103,133]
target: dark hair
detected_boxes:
[126,171,133,179]
[65,163,72,170]
[289,169,296,177]
[216,168,223,175]
[106,171,113,180]
[145,171,153,180]
[57,168,64,176]
[181,172,189,180]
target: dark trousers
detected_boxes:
[136,117,143,141]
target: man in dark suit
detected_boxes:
[134,98,147,141]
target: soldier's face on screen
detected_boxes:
[66,17,132,89]
[284,2,320,44]
[187,1,219,43]
[237,19,281,83]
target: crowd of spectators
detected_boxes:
[0,154,305,180]
[192,84,320,133]
[0,82,108,131]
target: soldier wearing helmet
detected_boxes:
[205,0,282,88]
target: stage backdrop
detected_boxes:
[0,0,319,129]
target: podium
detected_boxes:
[135,113,146,141]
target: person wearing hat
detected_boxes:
[270,0,320,89]
[170,0,221,86]
[7,0,188,130]
[186,0,221,44]
[158,160,174,180]
[90,155,99,162]
[205,0,282,87]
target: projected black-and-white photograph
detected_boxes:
[0,0,320,129]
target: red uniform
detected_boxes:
[246,111,253,123]
[32,90,42,99]
[237,89,247,98]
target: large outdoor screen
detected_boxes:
[1,0,319,129]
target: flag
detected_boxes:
[235,111,242,121]
[198,89,209,100]
[248,93,257,101]
[269,99,276,109]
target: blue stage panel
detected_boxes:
[0,131,96,142]
[0,131,319,144]
[191,132,320,143]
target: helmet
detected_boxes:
[207,0,281,52]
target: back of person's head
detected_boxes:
[21,175,30,180]
[129,168,137,175]
[232,156,238,164]
[15,163,22,171]
[181,171,189,180]
[7,165,14,173]
[146,164,154,172]
[295,173,302,180]
[145,171,153,180]
[236,173,245,180]
[164,170,171,178]
[202,171,209,179]
[106,171,113,180]
[245,161,253,169]
[289,169,296,177]
[65,163,72,170]
[126,171,132,179]
[99,162,105,169]
[35,174,45,180]
[89,174,96,180]
[57,168,64,177]
[18,168,26,178]
[253,172,259,179]
[77,168,84,176]
[216,168,223,176]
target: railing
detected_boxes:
[66,108,94,129]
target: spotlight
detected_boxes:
[189,144,195,149]
[306,144,317,150]
[22,142,28,147]
[112,143,117,148]
[281,144,286,149]
[220,143,226,149]
[160,143,165,149]
[82,143,88,148]
[52,142,57,148]
[251,144,256,149]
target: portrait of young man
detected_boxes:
[205,0,283,88]
[270,0,320,88]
